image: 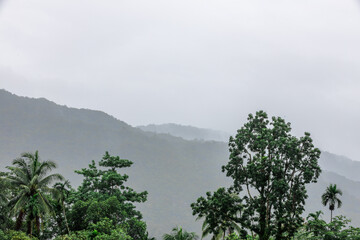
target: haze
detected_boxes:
[0,0,359,160]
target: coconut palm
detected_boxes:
[321,184,343,222]
[7,151,64,236]
[163,226,199,240]
[200,217,242,240]
[53,180,71,235]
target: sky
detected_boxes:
[0,0,360,160]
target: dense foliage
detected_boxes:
[191,111,340,240]
[0,151,154,240]
[191,188,245,239]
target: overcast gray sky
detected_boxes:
[0,0,360,160]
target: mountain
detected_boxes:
[319,151,360,181]
[1,89,360,237]
[306,171,360,225]
[137,123,231,142]
[0,89,229,237]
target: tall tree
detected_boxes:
[222,111,321,240]
[7,151,64,236]
[321,184,343,222]
[163,226,199,240]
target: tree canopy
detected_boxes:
[192,111,322,240]
[7,151,64,237]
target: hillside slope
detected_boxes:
[0,89,229,237]
[1,89,360,236]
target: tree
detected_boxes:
[68,152,149,239]
[163,226,199,240]
[53,180,72,235]
[222,111,321,240]
[191,188,244,240]
[321,184,343,222]
[6,151,64,236]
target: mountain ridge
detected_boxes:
[137,123,231,142]
[1,88,360,237]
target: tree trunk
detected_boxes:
[27,217,32,236]
[331,210,333,222]
[15,210,24,230]
[259,205,270,240]
[35,216,40,236]
[62,201,71,234]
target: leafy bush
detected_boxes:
[0,230,38,240]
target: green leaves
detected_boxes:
[321,184,343,222]
[221,111,322,240]
[297,212,360,240]
[6,151,64,236]
[191,188,244,239]
[69,152,149,239]
[162,226,198,240]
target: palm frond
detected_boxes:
[38,173,64,187]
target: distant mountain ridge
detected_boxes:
[319,151,360,181]
[1,88,360,237]
[0,89,229,237]
[137,123,230,142]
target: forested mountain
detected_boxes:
[1,89,360,237]
[137,123,230,142]
[0,89,229,237]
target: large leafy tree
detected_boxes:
[163,226,199,240]
[6,151,64,236]
[222,111,321,240]
[68,152,149,239]
[321,184,343,222]
[191,188,244,240]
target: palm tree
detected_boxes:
[200,217,241,240]
[53,180,71,235]
[321,184,343,222]
[163,226,199,240]
[7,151,64,236]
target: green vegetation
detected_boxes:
[191,188,244,239]
[321,184,343,222]
[7,151,64,236]
[191,111,359,240]
[0,151,154,239]
[1,110,360,239]
[162,227,198,240]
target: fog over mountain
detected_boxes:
[138,123,230,142]
[1,0,360,161]
[1,89,360,237]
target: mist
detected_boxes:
[0,0,360,160]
